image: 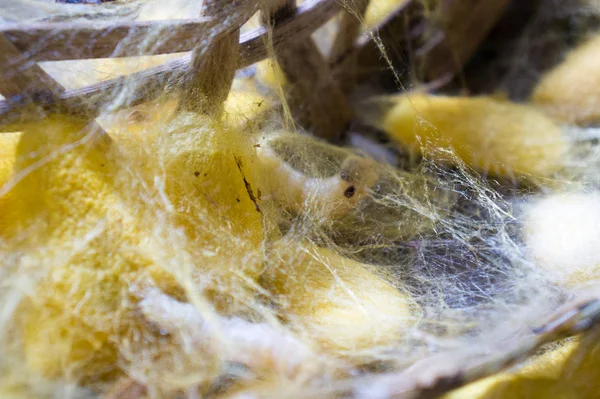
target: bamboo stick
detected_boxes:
[261,0,352,141]
[0,0,341,127]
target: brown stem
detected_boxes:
[0,34,64,102]
[0,0,339,128]
[261,0,352,142]
[329,0,370,66]
[180,0,248,114]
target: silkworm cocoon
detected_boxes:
[532,35,600,124]
[0,116,132,379]
[257,133,380,220]
[522,192,600,288]
[132,112,266,249]
[1,112,266,380]
[365,94,568,179]
[115,111,267,305]
[262,240,418,352]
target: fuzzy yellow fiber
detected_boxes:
[262,240,417,353]
[532,34,600,125]
[0,110,265,381]
[376,94,568,179]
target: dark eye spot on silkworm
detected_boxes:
[194,171,200,177]
[344,186,356,198]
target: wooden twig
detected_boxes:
[0,34,110,140]
[2,18,211,61]
[331,0,509,91]
[0,36,113,142]
[354,297,600,399]
[262,0,352,141]
[181,0,241,114]
[418,0,511,81]
[0,34,64,100]
[330,0,416,93]
[328,0,370,95]
[0,0,340,127]
[329,0,370,65]
[1,0,337,63]
[240,0,340,66]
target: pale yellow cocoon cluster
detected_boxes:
[0,109,266,381]
[4,2,600,395]
[532,34,600,125]
[0,103,425,387]
[373,94,568,179]
[262,240,417,353]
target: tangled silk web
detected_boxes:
[3,0,600,398]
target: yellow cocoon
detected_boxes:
[122,111,266,252]
[0,110,265,381]
[373,94,567,179]
[262,240,417,353]
[532,34,600,124]
[0,116,133,380]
